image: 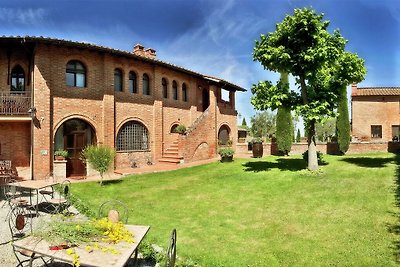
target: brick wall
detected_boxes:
[0,122,30,166]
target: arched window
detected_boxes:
[143,74,150,95]
[172,80,178,100]
[117,121,149,151]
[162,78,168,98]
[129,71,137,93]
[66,60,86,87]
[114,68,123,92]
[11,65,25,92]
[218,125,231,145]
[182,83,188,102]
[170,124,179,133]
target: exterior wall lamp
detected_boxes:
[27,107,37,118]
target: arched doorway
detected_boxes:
[218,125,231,145]
[202,88,209,111]
[54,119,96,177]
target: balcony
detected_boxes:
[0,91,32,116]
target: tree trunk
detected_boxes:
[307,120,319,171]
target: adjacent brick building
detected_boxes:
[351,83,400,142]
[0,36,244,180]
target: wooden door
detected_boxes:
[65,131,86,177]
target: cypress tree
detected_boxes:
[276,72,293,155]
[242,118,247,126]
[336,86,350,154]
[296,129,301,143]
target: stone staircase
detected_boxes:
[158,140,183,164]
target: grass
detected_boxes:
[70,152,400,266]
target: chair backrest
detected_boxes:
[98,200,129,224]
[4,179,20,201]
[166,229,177,267]
[61,180,71,197]
[8,205,32,241]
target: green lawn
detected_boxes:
[71,153,400,266]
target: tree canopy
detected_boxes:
[250,111,276,140]
[251,7,366,170]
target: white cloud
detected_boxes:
[0,8,47,25]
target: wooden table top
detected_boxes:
[9,180,60,190]
[13,224,150,267]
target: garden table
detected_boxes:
[8,180,59,216]
[12,224,150,267]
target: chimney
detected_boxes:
[145,48,156,59]
[133,43,145,56]
[351,83,357,96]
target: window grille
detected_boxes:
[117,121,149,151]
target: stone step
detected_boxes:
[158,158,181,164]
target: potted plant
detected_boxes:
[54,149,68,160]
[174,124,186,134]
[218,147,235,162]
[252,137,264,158]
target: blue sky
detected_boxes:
[1,0,399,125]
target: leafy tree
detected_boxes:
[315,117,336,142]
[241,117,247,127]
[296,129,301,143]
[82,145,115,186]
[276,72,293,155]
[250,111,276,140]
[251,8,366,170]
[336,86,350,154]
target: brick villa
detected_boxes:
[0,36,245,180]
[351,83,400,142]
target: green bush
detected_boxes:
[251,137,263,144]
[302,150,325,165]
[81,145,115,186]
[218,147,235,157]
[175,124,187,134]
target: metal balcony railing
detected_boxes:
[0,91,32,115]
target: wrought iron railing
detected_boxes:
[0,91,32,115]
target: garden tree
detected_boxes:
[242,117,248,127]
[82,145,116,186]
[276,72,293,155]
[336,87,350,154]
[315,117,336,142]
[296,129,301,143]
[251,8,366,170]
[250,111,276,139]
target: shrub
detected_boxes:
[251,137,263,144]
[218,147,235,157]
[81,145,115,186]
[54,149,68,158]
[175,124,186,134]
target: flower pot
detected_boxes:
[54,156,65,161]
[220,155,233,163]
[252,143,263,158]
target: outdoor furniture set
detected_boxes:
[3,179,177,267]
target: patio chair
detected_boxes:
[165,229,177,267]
[98,200,129,223]
[3,179,29,221]
[8,205,49,267]
[46,180,71,214]
[38,173,55,202]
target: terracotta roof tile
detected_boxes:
[353,87,400,96]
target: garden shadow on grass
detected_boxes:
[388,154,400,262]
[340,156,394,168]
[242,158,306,172]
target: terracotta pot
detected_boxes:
[54,156,65,161]
[252,143,263,158]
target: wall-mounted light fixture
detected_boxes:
[27,107,37,118]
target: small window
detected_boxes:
[162,78,168,99]
[66,60,86,87]
[129,71,137,93]
[172,80,178,100]
[182,83,188,102]
[11,65,25,92]
[170,124,179,133]
[114,69,123,92]
[371,125,382,138]
[392,125,400,139]
[143,74,150,95]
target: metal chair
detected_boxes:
[98,200,129,223]
[166,229,177,267]
[8,205,49,267]
[3,179,29,220]
[38,173,55,202]
[46,180,71,214]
